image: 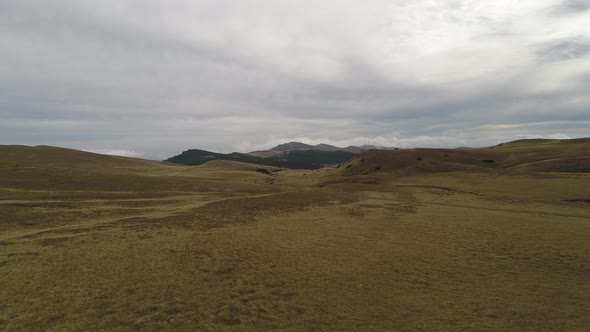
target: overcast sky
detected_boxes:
[1,0,589,159]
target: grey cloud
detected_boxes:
[536,37,590,62]
[1,1,589,158]
[551,0,590,14]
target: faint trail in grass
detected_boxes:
[424,202,590,220]
[503,155,590,168]
[0,189,314,242]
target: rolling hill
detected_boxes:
[337,138,590,176]
[165,147,356,169]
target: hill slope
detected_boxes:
[0,145,287,199]
[0,145,183,194]
[0,145,155,168]
[337,138,590,176]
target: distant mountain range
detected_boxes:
[248,142,397,156]
[165,142,397,169]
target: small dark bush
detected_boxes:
[482,159,495,164]
[375,166,381,170]
[255,168,271,175]
[443,154,449,157]
[361,159,365,162]
[565,199,590,203]
[417,157,423,161]
[346,164,353,169]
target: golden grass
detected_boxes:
[1,144,589,331]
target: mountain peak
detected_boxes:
[315,143,339,150]
[270,142,313,151]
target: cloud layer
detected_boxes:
[1,0,589,159]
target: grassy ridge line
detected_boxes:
[165,149,356,169]
[337,138,590,175]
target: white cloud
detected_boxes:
[83,149,143,158]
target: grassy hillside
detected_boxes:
[1,145,155,168]
[337,138,590,176]
[1,142,589,331]
[0,145,275,198]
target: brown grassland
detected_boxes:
[1,139,589,331]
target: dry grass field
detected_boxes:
[1,141,589,331]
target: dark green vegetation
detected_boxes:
[1,139,590,331]
[165,141,400,169]
[166,148,355,169]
